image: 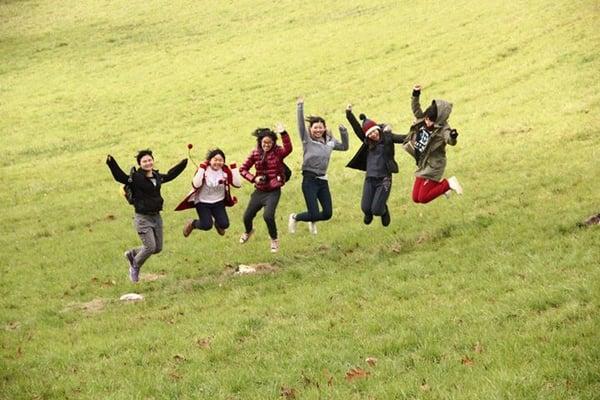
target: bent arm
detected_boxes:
[239,153,256,183]
[279,131,293,158]
[191,164,206,189]
[411,89,425,119]
[333,125,349,151]
[106,155,129,184]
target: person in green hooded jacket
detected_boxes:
[404,84,463,203]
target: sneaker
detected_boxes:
[270,238,279,253]
[381,209,391,227]
[288,213,297,234]
[183,220,194,237]
[443,190,452,199]
[239,230,254,244]
[308,221,318,235]
[215,226,226,236]
[363,214,373,225]
[124,251,140,283]
[447,176,463,195]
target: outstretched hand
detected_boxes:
[106,155,113,163]
[339,124,347,132]
[296,96,304,105]
[413,84,422,91]
[275,122,285,134]
[346,103,352,112]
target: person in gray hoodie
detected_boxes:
[288,97,349,235]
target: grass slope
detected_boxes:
[1,0,599,398]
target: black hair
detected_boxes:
[136,149,153,165]
[205,148,226,163]
[424,101,438,122]
[252,128,277,146]
[305,115,326,128]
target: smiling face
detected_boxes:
[366,128,381,142]
[309,121,326,140]
[261,136,274,152]
[139,154,154,172]
[209,154,225,171]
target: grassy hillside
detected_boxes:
[1,0,599,398]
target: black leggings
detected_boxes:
[243,189,281,239]
[193,201,229,230]
[361,176,392,217]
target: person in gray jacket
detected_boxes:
[288,97,349,235]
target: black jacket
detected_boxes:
[345,110,406,174]
[107,157,188,214]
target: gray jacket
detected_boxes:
[297,102,349,176]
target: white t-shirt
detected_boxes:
[196,168,226,204]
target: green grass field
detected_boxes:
[1,0,599,398]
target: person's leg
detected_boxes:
[153,214,163,254]
[193,203,214,230]
[212,201,230,231]
[412,177,425,203]
[243,190,264,234]
[263,189,282,239]
[415,178,450,203]
[295,176,320,222]
[361,177,375,224]
[315,179,333,221]
[133,214,157,268]
[371,177,392,216]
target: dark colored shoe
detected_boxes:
[363,214,373,225]
[215,226,226,236]
[381,210,391,227]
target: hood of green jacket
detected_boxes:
[433,99,453,126]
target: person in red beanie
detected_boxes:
[346,105,407,227]
[239,123,293,253]
[175,148,241,237]
[403,84,462,203]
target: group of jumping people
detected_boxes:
[106,85,463,282]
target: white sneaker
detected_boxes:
[447,176,463,195]
[288,213,297,234]
[308,221,317,235]
[443,190,452,199]
[270,239,279,253]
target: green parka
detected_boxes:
[403,96,457,181]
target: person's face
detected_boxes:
[209,154,225,171]
[261,136,274,152]
[424,117,435,128]
[309,122,326,140]
[367,129,381,142]
[139,155,154,171]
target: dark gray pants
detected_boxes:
[361,176,391,217]
[131,213,163,268]
[243,189,281,239]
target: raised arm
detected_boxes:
[160,159,188,183]
[191,163,207,189]
[296,98,308,142]
[332,125,349,151]
[345,105,364,141]
[411,85,425,119]
[106,155,129,184]
[275,123,293,158]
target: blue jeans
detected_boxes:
[361,176,391,217]
[193,201,229,231]
[295,175,333,222]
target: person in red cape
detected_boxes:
[175,148,241,237]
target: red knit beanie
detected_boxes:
[359,114,379,136]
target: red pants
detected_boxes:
[412,177,449,204]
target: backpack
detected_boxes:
[123,167,136,205]
[283,163,292,182]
